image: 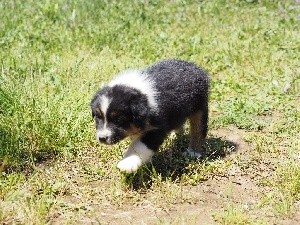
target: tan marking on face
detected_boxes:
[124,124,142,137]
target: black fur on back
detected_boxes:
[144,59,209,131]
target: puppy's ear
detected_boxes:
[131,98,149,129]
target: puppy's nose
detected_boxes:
[98,136,108,143]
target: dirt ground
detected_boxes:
[46,127,299,225]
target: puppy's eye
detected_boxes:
[110,111,119,120]
[109,111,127,124]
[94,109,103,119]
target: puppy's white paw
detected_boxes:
[117,155,142,173]
[182,148,202,159]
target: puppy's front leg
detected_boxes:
[117,140,154,173]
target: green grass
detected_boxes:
[1,0,300,224]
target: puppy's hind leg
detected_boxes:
[185,107,208,159]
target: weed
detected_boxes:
[0,0,299,224]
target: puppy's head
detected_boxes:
[91,85,150,145]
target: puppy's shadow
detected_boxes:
[124,133,238,190]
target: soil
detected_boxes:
[49,127,300,225]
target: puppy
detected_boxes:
[91,59,209,173]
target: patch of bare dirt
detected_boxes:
[48,127,299,225]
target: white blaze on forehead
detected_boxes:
[108,70,158,111]
[100,95,111,117]
[96,95,112,141]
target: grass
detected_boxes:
[1,0,300,224]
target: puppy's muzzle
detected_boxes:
[96,129,113,145]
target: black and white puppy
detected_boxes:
[91,59,209,173]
